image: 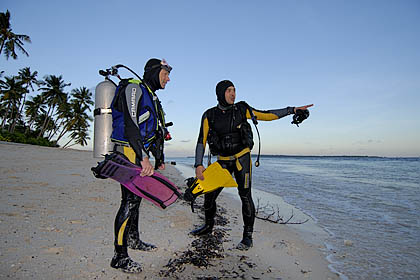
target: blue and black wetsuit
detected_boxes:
[110,75,167,263]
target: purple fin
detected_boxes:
[91,153,181,209]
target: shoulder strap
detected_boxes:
[236,101,261,167]
[207,107,217,129]
[112,79,131,112]
[237,101,257,125]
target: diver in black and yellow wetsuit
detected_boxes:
[109,58,172,273]
[192,80,313,250]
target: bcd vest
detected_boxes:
[110,79,166,158]
[207,101,254,156]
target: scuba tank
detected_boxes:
[93,79,116,158]
[93,64,173,161]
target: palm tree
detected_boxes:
[18,67,39,108]
[15,67,39,131]
[47,94,70,140]
[60,87,93,148]
[37,75,70,138]
[70,87,94,109]
[0,10,31,60]
[62,113,92,148]
[0,75,25,131]
[24,94,46,134]
[33,112,54,136]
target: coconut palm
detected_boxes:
[62,120,91,148]
[18,67,39,107]
[70,87,94,109]
[16,67,39,130]
[0,75,25,131]
[24,94,46,134]
[55,87,93,145]
[47,94,70,141]
[33,112,55,136]
[61,96,93,148]
[0,10,31,60]
[37,75,70,138]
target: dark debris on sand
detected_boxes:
[159,201,232,278]
[160,195,261,279]
[160,228,226,277]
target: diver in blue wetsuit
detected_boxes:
[192,80,313,250]
[109,58,172,273]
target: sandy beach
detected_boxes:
[0,141,339,279]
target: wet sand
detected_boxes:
[0,142,338,279]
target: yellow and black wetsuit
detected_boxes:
[194,101,295,235]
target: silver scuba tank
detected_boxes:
[93,80,116,158]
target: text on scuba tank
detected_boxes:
[131,87,136,117]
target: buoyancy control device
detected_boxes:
[93,64,173,162]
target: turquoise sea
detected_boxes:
[167,155,420,280]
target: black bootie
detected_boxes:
[191,194,217,236]
[190,222,214,236]
[127,202,157,251]
[110,245,142,273]
[236,226,253,250]
[127,231,157,251]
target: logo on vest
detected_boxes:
[131,87,136,117]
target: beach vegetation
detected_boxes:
[0,10,93,149]
[0,130,57,147]
[37,75,71,138]
[0,71,93,148]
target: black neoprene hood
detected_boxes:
[216,80,234,107]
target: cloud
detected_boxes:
[353,139,383,145]
[180,139,191,143]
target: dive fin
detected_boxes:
[91,152,181,209]
[184,162,237,209]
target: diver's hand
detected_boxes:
[140,157,154,177]
[294,104,314,113]
[158,163,165,170]
[195,165,205,180]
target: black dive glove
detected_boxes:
[291,109,310,127]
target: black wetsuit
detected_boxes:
[111,67,165,260]
[194,102,295,234]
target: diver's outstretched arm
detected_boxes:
[247,103,314,121]
[294,104,314,113]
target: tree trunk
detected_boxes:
[18,92,27,123]
[7,105,16,132]
[1,104,11,130]
[37,105,53,138]
[62,138,73,148]
[55,121,73,143]
[25,119,34,134]
[0,41,5,56]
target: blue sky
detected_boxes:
[2,0,419,157]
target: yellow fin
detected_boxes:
[192,162,238,195]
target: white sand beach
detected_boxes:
[0,142,339,279]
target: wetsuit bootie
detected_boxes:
[126,206,157,251]
[191,199,216,236]
[110,245,142,273]
[128,238,157,251]
[190,223,214,236]
[236,228,253,251]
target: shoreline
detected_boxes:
[0,142,339,279]
[175,162,343,277]
[174,162,331,246]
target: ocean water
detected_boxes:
[167,155,420,280]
